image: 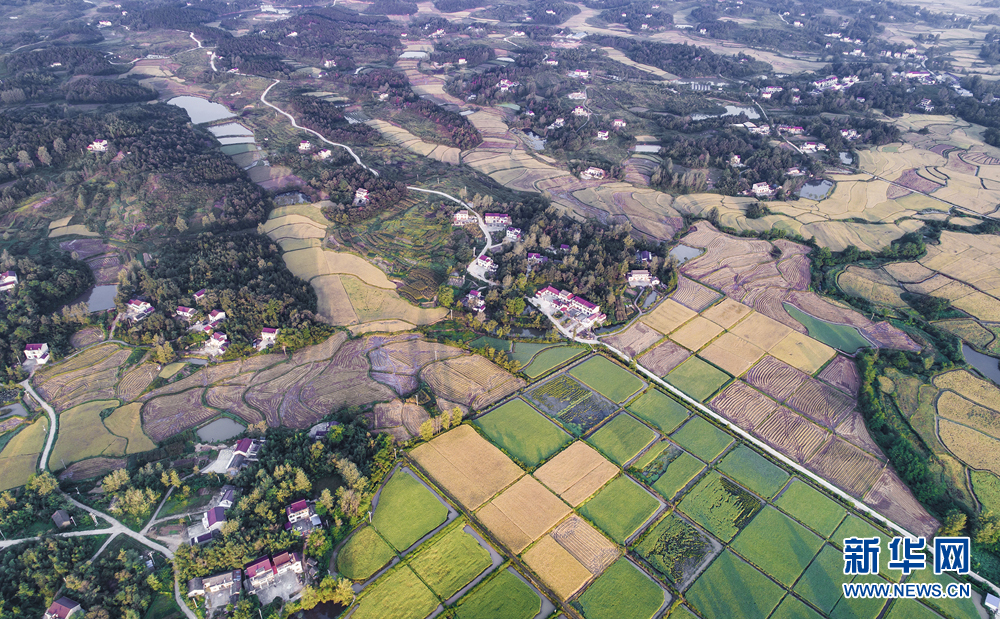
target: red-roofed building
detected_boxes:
[286,499,313,523]
[176,306,196,320]
[193,289,207,301]
[24,343,50,365]
[208,309,226,324]
[483,213,512,226]
[44,597,82,619]
[244,556,276,591]
[273,551,303,576]
[260,327,278,347]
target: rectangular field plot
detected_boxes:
[578,476,661,544]
[586,413,657,466]
[699,332,765,377]
[634,513,717,589]
[744,356,809,402]
[626,388,690,433]
[601,321,663,358]
[649,450,706,501]
[637,340,690,377]
[702,297,753,329]
[411,425,524,510]
[550,515,620,576]
[669,316,724,352]
[474,399,571,468]
[904,570,980,619]
[775,478,847,537]
[476,476,571,554]
[641,299,697,335]
[883,599,945,619]
[351,565,439,619]
[709,381,778,431]
[685,550,784,619]
[730,507,823,587]
[793,544,855,614]
[665,357,730,402]
[336,526,396,581]
[770,331,836,375]
[771,595,824,619]
[372,469,449,552]
[805,437,884,498]
[752,407,831,464]
[522,346,586,379]
[522,534,593,601]
[716,445,789,498]
[576,558,666,619]
[534,442,619,507]
[525,375,618,436]
[677,472,761,543]
[568,356,645,403]
[729,311,794,350]
[669,417,733,463]
[453,569,542,619]
[786,378,856,429]
[829,574,889,619]
[408,524,493,599]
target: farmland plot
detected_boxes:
[709,381,778,430]
[636,340,690,377]
[533,442,619,507]
[576,558,665,619]
[473,399,571,468]
[669,317,724,353]
[793,544,857,613]
[600,322,662,358]
[453,568,541,619]
[522,346,586,379]
[578,475,661,544]
[805,438,885,498]
[337,526,395,581]
[677,472,761,543]
[752,407,830,464]
[50,399,124,469]
[421,355,525,411]
[350,565,439,619]
[775,479,846,537]
[626,388,690,433]
[731,507,824,587]
[635,513,717,589]
[372,469,449,552]
[204,385,263,424]
[665,357,731,402]
[103,403,157,453]
[716,445,789,498]
[786,379,856,429]
[669,417,733,463]
[526,374,618,436]
[698,332,765,377]
[0,417,48,491]
[116,363,159,402]
[408,524,493,599]
[744,356,809,402]
[522,534,593,601]
[476,475,571,554]
[685,550,784,619]
[568,356,645,404]
[862,468,940,539]
[639,446,706,501]
[586,413,657,466]
[670,277,722,312]
[701,297,753,329]
[640,299,696,335]
[143,389,220,441]
[550,515,620,576]
[818,355,861,395]
[938,419,1000,475]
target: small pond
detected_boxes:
[298,602,347,619]
[643,291,659,309]
[215,136,256,145]
[196,417,245,443]
[963,344,1000,385]
[73,284,118,312]
[168,96,235,124]
[670,244,702,264]
[208,123,253,137]
[798,179,835,201]
[691,105,759,121]
[513,327,548,338]
[840,152,854,165]
[634,145,661,153]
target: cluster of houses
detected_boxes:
[464,289,485,312]
[810,74,860,93]
[0,270,17,292]
[730,121,772,136]
[498,79,519,92]
[533,286,606,331]
[123,299,154,323]
[627,270,660,287]
[484,213,512,228]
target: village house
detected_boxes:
[636,250,652,264]
[208,310,226,324]
[580,167,606,180]
[205,332,228,355]
[534,286,606,330]
[568,91,587,100]
[777,125,805,135]
[612,119,627,128]
[465,289,485,311]
[840,129,859,140]
[87,140,108,153]
[548,118,565,130]
[0,271,17,292]
[216,485,236,509]
[44,597,82,619]
[918,98,934,112]
[475,255,497,271]
[260,327,278,348]
[52,509,72,529]
[571,106,590,117]
[193,289,207,302]
[527,253,548,265]
[498,79,519,92]
[176,306,196,321]
[560,244,571,253]
[568,69,590,79]
[286,499,313,524]
[188,569,241,600]
[202,506,227,532]
[752,182,774,197]
[353,188,370,205]
[544,59,559,66]
[298,140,312,152]
[457,58,467,65]
[226,438,261,473]
[244,557,276,593]
[453,210,475,226]
[124,299,154,322]
[596,131,609,141]
[24,343,50,365]
[273,551,304,577]
[729,154,742,167]
[285,499,321,534]
[316,149,332,160]
[627,270,660,286]
[484,213,512,226]
[506,227,522,241]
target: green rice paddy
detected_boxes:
[351,565,439,619]
[626,388,690,433]
[717,445,790,498]
[665,357,730,402]
[372,470,448,552]
[569,356,645,403]
[730,508,824,587]
[586,413,656,466]
[454,569,541,619]
[677,472,761,543]
[408,524,492,599]
[785,304,871,354]
[576,558,665,619]
[336,526,395,581]
[775,479,847,538]
[523,347,585,378]
[669,416,733,462]
[685,550,784,619]
[579,476,661,544]
[474,398,571,468]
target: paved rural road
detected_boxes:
[261,80,377,175]
[20,380,56,473]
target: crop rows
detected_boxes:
[116,363,159,402]
[744,356,808,401]
[709,381,778,430]
[638,340,690,377]
[244,385,284,426]
[671,277,722,312]
[678,472,761,543]
[370,371,418,396]
[204,385,263,423]
[752,407,830,464]
[786,379,856,429]
[526,375,592,415]
[817,355,860,395]
[806,438,885,498]
[776,255,811,291]
[144,389,218,442]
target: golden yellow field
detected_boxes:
[699,332,765,377]
[934,370,1000,413]
[838,266,907,307]
[769,332,835,374]
[933,320,994,349]
[313,275,360,325]
[939,419,1000,476]
[49,225,99,238]
[420,355,524,410]
[50,399,125,470]
[729,311,793,351]
[0,417,48,491]
[668,316,724,352]
[522,534,593,600]
[641,299,696,335]
[477,476,570,553]
[342,276,447,325]
[701,297,752,329]
[410,425,524,509]
[534,442,619,506]
[104,403,157,453]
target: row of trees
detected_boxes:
[592,36,773,78]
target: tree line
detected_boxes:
[591,36,773,78]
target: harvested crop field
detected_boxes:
[343,275,448,326]
[731,507,823,587]
[576,558,665,619]
[408,525,492,599]
[805,438,885,498]
[50,399,124,469]
[116,363,159,402]
[453,568,541,619]
[670,277,722,312]
[0,417,48,491]
[640,299,697,335]
[698,332,765,377]
[709,381,778,431]
[473,398,571,468]
[586,413,656,466]
[410,425,523,510]
[373,469,449,552]
[337,525,395,581]
[701,297,753,329]
[103,403,156,453]
[669,316,724,353]
[533,442,619,507]
[578,475,661,544]
[677,472,761,543]
[685,550,784,619]
[57,456,125,482]
[143,390,220,442]
[670,417,733,463]
[627,388,689,433]
[938,418,1000,475]
[716,445,789,499]
[635,513,716,588]
[421,355,525,411]
[476,475,571,554]
[568,356,645,404]
[521,534,593,601]
[934,369,1000,413]
[350,565,438,619]
[665,357,730,402]
[817,355,860,395]
[70,327,103,348]
[786,378,855,429]
[550,515,619,576]
[862,468,939,538]
[600,322,662,358]
[744,356,809,402]
[728,312,794,351]
[637,339,690,377]
[752,407,830,464]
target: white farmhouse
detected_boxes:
[24,343,50,365]
[0,271,17,292]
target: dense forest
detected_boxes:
[592,36,773,78]
[0,537,99,618]
[115,233,326,355]
[0,105,271,235]
[597,1,673,32]
[63,78,158,104]
[287,95,380,144]
[429,42,495,67]
[0,246,94,380]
